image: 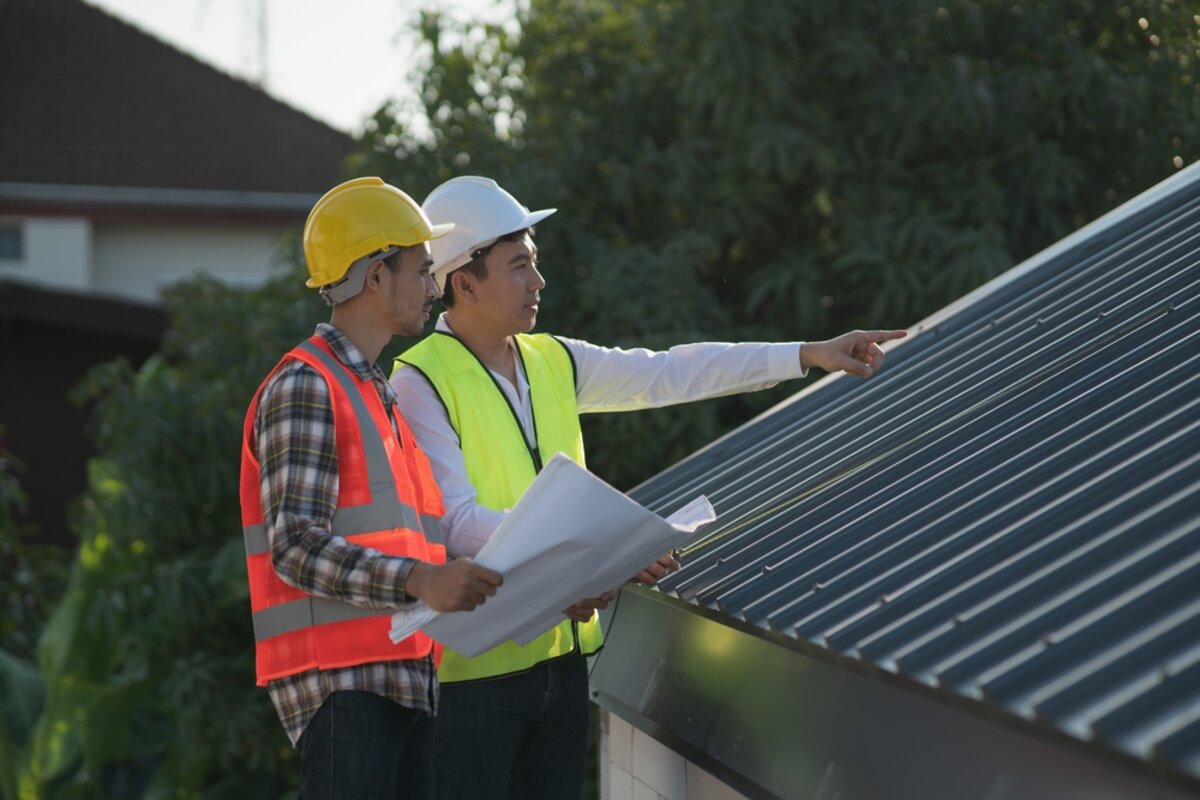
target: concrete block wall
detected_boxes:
[599,710,748,800]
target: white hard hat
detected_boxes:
[422,176,556,291]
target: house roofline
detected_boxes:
[0,182,320,215]
[0,279,166,339]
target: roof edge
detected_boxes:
[0,182,318,214]
[911,158,1200,335]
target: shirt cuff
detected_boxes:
[375,555,419,606]
[767,342,808,380]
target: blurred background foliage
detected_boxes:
[2,0,1198,796]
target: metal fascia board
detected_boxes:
[590,588,1200,800]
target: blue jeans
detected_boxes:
[297,690,433,800]
[432,652,591,800]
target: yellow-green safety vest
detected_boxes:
[394,331,604,683]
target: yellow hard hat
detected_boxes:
[302,177,454,288]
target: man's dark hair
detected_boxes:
[441,228,533,308]
[381,245,412,274]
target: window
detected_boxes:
[0,226,22,260]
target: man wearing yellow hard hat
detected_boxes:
[389,175,907,799]
[239,177,502,798]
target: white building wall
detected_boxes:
[0,213,297,305]
[93,221,295,303]
[0,216,92,291]
[601,711,748,800]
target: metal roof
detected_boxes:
[595,161,1200,796]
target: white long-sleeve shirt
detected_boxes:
[389,315,808,557]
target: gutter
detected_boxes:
[0,182,318,214]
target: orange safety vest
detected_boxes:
[239,335,447,686]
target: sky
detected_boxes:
[84,0,514,135]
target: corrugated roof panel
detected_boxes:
[625,163,1200,785]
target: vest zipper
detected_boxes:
[510,343,544,472]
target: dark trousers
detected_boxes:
[432,652,591,800]
[297,690,433,800]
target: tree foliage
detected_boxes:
[0,431,66,800]
[0,270,323,800]
[0,431,67,663]
[5,0,1197,796]
[359,0,1199,487]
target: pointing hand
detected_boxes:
[799,329,907,379]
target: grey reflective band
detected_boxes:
[244,507,444,557]
[244,523,268,557]
[422,514,443,541]
[252,596,386,642]
[330,502,420,541]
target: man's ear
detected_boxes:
[367,262,386,290]
[451,269,475,303]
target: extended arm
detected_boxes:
[568,339,807,413]
[569,329,906,412]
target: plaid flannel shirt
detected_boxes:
[254,323,436,746]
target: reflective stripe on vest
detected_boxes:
[240,335,446,684]
[252,596,384,640]
[396,331,603,683]
[242,508,445,556]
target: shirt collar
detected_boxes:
[314,322,380,383]
[435,314,527,394]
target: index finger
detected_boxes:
[865,329,908,342]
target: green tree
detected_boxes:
[0,432,69,800]
[0,431,67,662]
[2,269,322,799]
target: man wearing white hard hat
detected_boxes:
[389,176,906,799]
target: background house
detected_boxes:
[0,0,355,544]
[591,162,1200,799]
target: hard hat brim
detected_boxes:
[430,207,557,283]
[429,222,455,239]
[523,208,556,230]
